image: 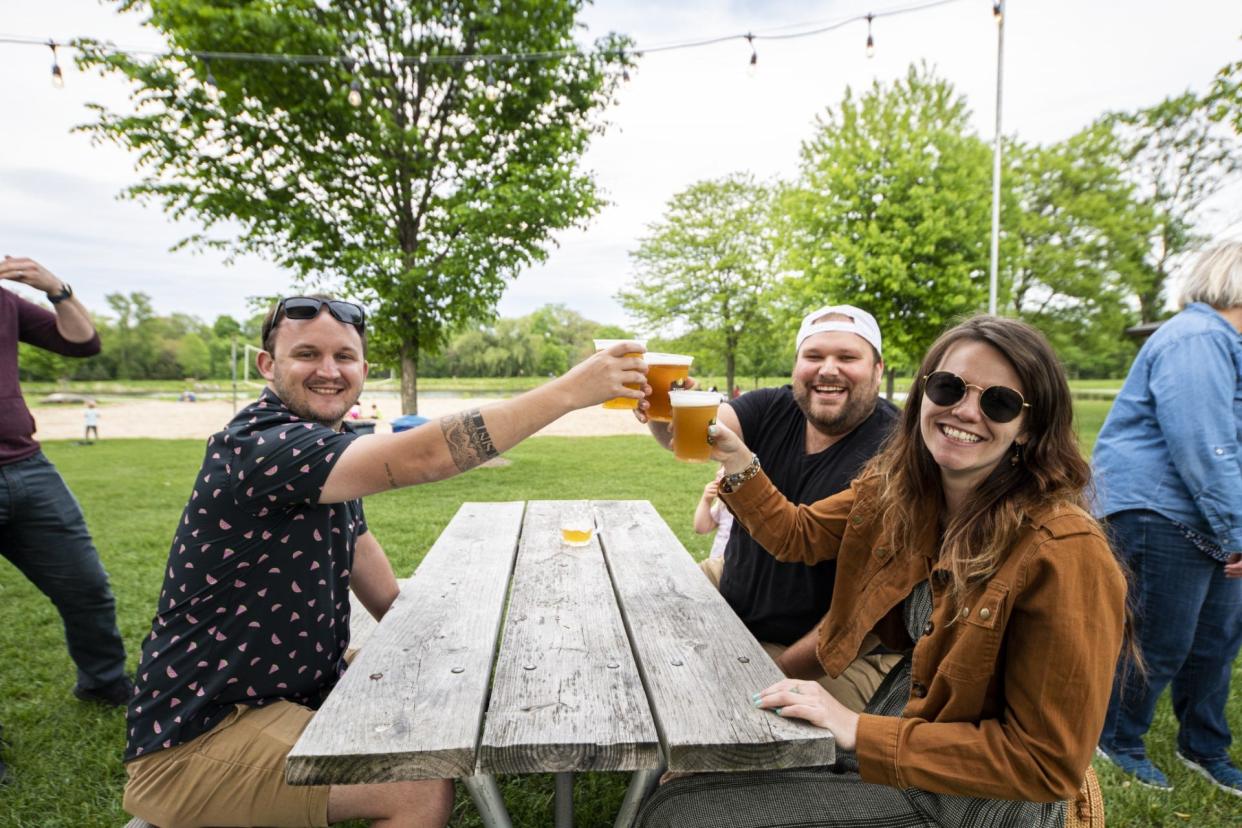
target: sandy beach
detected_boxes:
[30,393,652,442]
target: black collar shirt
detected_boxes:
[125,389,366,761]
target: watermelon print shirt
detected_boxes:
[125,388,366,761]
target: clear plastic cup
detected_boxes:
[560,509,596,547]
[645,353,694,422]
[594,339,647,410]
[669,389,721,463]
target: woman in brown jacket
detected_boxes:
[639,317,1127,828]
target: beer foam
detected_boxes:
[669,389,722,407]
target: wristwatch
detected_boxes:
[48,282,73,304]
[719,454,761,494]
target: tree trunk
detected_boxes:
[400,338,419,415]
[885,367,896,402]
[725,349,736,400]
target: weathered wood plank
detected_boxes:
[348,578,409,655]
[286,502,524,784]
[478,500,660,774]
[594,500,835,773]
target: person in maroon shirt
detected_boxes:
[0,256,130,784]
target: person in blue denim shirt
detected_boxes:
[1093,240,1242,797]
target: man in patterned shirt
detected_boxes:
[122,295,647,828]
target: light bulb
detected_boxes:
[866,34,875,59]
[49,42,64,89]
[348,80,362,107]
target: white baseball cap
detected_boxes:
[795,304,882,357]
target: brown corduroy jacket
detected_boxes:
[723,471,1126,803]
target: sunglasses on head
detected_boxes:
[272,297,366,333]
[922,371,1029,424]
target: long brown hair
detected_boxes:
[861,316,1090,607]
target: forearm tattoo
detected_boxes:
[440,408,499,472]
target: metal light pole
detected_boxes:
[988,0,1005,316]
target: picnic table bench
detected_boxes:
[127,500,835,827]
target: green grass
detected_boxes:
[2,401,1240,827]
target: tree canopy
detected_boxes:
[618,173,784,393]
[780,63,993,372]
[77,0,631,412]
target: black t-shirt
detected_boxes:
[719,386,898,645]
[125,389,366,761]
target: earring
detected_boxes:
[1010,443,1022,467]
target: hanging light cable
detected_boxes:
[49,40,64,88]
[746,33,757,67]
[865,14,875,58]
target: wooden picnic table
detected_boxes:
[285,500,836,827]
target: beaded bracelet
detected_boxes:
[720,454,761,493]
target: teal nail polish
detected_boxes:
[774,707,783,715]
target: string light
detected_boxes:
[48,40,63,88]
[342,58,362,106]
[992,1,1003,24]
[203,58,220,102]
[4,0,971,98]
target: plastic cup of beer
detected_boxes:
[645,353,694,422]
[560,509,595,547]
[669,390,721,463]
[593,338,647,410]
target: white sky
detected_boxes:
[1,0,1239,330]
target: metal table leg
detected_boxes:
[555,771,574,828]
[613,767,663,828]
[463,774,514,828]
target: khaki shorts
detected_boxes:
[699,556,901,714]
[124,701,331,828]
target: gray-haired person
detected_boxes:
[1094,240,1242,796]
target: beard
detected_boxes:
[270,372,356,428]
[792,375,880,437]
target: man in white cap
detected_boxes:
[643,305,900,711]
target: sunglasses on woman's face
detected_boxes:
[922,371,1029,424]
[275,297,366,332]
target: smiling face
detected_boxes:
[919,339,1026,500]
[791,330,883,437]
[257,310,369,428]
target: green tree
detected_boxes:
[105,291,157,379]
[177,332,212,378]
[619,173,784,394]
[1104,91,1242,321]
[1003,124,1155,376]
[781,63,993,376]
[78,0,631,413]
